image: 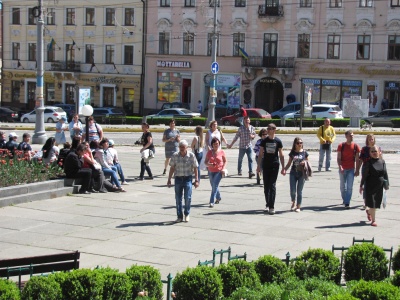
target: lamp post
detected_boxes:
[82,105,93,142]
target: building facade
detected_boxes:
[1,0,144,115]
[145,0,400,115]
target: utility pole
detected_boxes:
[206,0,218,125]
[32,0,47,144]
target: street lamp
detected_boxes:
[82,105,93,142]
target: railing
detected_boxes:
[242,56,294,68]
[258,4,284,17]
[50,61,81,72]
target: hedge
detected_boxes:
[0,278,20,300]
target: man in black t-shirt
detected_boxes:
[256,123,286,215]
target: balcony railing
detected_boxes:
[258,4,284,17]
[242,56,294,68]
[50,61,81,72]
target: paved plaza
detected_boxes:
[1,142,399,281]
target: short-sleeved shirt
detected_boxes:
[337,142,361,170]
[289,150,308,172]
[17,142,32,152]
[169,151,198,177]
[260,136,283,169]
[84,123,102,141]
[141,131,155,151]
[206,149,226,172]
[164,128,180,158]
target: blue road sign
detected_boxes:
[211,62,219,74]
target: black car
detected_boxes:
[54,104,76,121]
[0,107,19,122]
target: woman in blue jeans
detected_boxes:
[191,125,204,182]
[205,138,227,207]
[283,137,308,212]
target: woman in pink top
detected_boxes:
[205,137,227,207]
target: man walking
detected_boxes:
[337,130,361,209]
[167,140,199,223]
[228,116,256,178]
[317,118,336,171]
[256,123,285,215]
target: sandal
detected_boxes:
[366,210,372,221]
[371,221,377,227]
[119,187,127,192]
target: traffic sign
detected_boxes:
[211,62,219,74]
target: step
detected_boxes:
[1,179,65,198]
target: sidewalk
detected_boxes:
[0,146,399,281]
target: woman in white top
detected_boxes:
[42,137,59,165]
[191,125,204,182]
[205,120,228,151]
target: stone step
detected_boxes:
[1,179,65,198]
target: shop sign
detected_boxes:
[90,76,123,84]
[385,81,399,90]
[342,80,362,87]
[359,66,400,76]
[156,60,191,68]
[302,78,320,84]
[216,75,240,87]
[321,79,340,86]
[260,78,277,84]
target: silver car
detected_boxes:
[362,109,400,127]
[21,106,67,123]
[147,108,201,118]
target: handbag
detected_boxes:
[141,149,155,163]
[199,147,208,171]
[322,143,330,150]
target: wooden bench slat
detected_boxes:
[0,251,79,268]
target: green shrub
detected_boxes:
[172,266,223,300]
[302,277,343,297]
[292,248,341,283]
[0,278,20,300]
[253,255,291,284]
[328,294,358,300]
[217,260,261,297]
[344,243,389,281]
[21,276,61,300]
[392,246,400,272]
[225,286,264,300]
[392,270,400,287]
[391,118,400,128]
[349,280,400,300]
[94,268,131,300]
[125,265,163,300]
[55,268,104,300]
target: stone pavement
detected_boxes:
[0,146,399,282]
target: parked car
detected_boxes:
[20,106,67,123]
[271,102,301,118]
[53,104,76,121]
[283,104,343,120]
[148,102,190,115]
[220,108,271,126]
[147,108,200,118]
[1,106,28,117]
[362,109,400,126]
[0,107,19,122]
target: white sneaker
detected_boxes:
[185,215,190,222]
[295,208,301,212]
[264,207,269,213]
[122,181,130,185]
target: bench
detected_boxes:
[0,251,80,290]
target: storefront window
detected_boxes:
[123,88,137,115]
[157,72,181,102]
[12,81,21,103]
[321,80,341,104]
[45,83,55,105]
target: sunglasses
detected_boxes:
[370,150,378,153]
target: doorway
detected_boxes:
[254,77,283,113]
[103,87,114,107]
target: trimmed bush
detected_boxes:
[349,280,400,300]
[328,294,358,300]
[55,268,104,300]
[21,276,61,300]
[302,277,343,297]
[217,260,261,297]
[172,266,223,300]
[94,268,131,300]
[225,286,264,300]
[253,255,291,284]
[392,246,400,272]
[392,270,400,287]
[344,243,389,281]
[292,248,341,283]
[0,278,20,300]
[125,265,163,300]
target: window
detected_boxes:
[388,35,400,60]
[125,8,134,25]
[86,8,95,25]
[183,33,194,55]
[106,8,115,25]
[12,8,20,25]
[391,0,400,7]
[207,33,219,56]
[28,8,37,25]
[209,0,220,7]
[185,0,195,7]
[235,0,246,7]
[298,34,310,58]
[300,0,312,7]
[233,33,245,56]
[28,43,36,61]
[105,45,115,64]
[160,0,171,7]
[47,8,55,25]
[85,44,94,63]
[66,8,75,25]
[327,34,340,59]
[12,43,20,60]
[47,45,55,62]
[329,0,342,7]
[66,44,75,63]
[124,46,134,65]
[359,0,373,7]
[159,32,170,54]
[357,35,370,59]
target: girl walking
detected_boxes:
[191,125,204,182]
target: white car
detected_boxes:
[283,104,343,119]
[21,106,67,123]
[147,108,201,118]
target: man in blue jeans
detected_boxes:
[167,140,199,223]
[228,116,256,178]
[337,130,361,209]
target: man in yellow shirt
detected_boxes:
[317,118,336,172]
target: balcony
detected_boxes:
[258,5,284,23]
[50,61,81,72]
[242,56,294,69]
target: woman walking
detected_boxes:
[205,121,228,150]
[191,125,204,181]
[162,119,180,175]
[283,137,309,212]
[139,122,155,180]
[360,145,389,227]
[205,138,227,207]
